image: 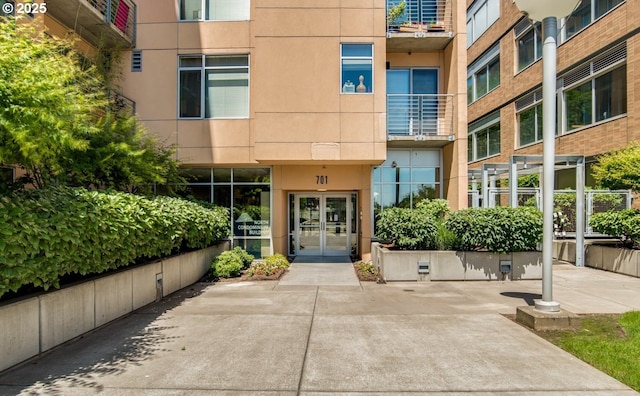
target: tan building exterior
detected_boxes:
[23,0,468,259]
[467,0,638,190]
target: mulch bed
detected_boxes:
[353,262,379,282]
[201,268,287,284]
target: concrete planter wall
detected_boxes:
[0,242,228,373]
[585,245,640,277]
[372,243,542,282]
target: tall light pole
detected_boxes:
[513,0,579,312]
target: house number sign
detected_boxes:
[316,175,329,185]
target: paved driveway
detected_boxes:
[0,263,638,395]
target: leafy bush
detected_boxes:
[445,207,542,253]
[232,246,254,269]
[0,187,230,297]
[376,207,438,250]
[211,250,244,278]
[589,209,640,247]
[593,142,640,191]
[415,199,450,220]
[247,253,290,277]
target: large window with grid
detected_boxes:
[562,44,627,132]
[178,54,249,119]
[468,112,500,162]
[467,45,500,104]
[160,167,271,258]
[372,149,441,233]
[179,0,250,21]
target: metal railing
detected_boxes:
[470,187,633,237]
[387,94,454,137]
[87,0,136,45]
[386,0,453,34]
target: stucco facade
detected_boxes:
[32,0,468,259]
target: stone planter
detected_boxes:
[0,242,228,373]
[372,243,542,282]
[585,245,640,277]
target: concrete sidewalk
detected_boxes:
[0,263,639,395]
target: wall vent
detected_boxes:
[131,50,142,72]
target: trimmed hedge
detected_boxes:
[376,207,438,250]
[0,187,230,297]
[590,209,640,247]
[445,206,542,253]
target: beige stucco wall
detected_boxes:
[271,164,373,256]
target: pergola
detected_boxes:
[468,154,586,267]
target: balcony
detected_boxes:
[386,0,453,52]
[387,94,454,146]
[46,0,136,48]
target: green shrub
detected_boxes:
[0,187,230,298]
[376,207,438,250]
[415,198,451,220]
[247,253,290,277]
[590,209,640,247]
[211,251,243,278]
[445,206,542,253]
[232,246,254,269]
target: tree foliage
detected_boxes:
[593,143,640,192]
[0,19,181,191]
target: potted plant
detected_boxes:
[386,1,406,32]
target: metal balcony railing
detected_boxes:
[387,94,454,138]
[87,0,136,45]
[386,0,453,35]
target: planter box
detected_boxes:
[0,242,229,373]
[372,243,542,282]
[585,245,640,277]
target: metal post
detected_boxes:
[509,157,518,207]
[535,16,561,312]
[482,168,489,208]
[575,158,585,267]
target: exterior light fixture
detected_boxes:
[513,0,580,313]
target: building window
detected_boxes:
[178,54,249,119]
[341,44,373,94]
[372,149,441,233]
[468,112,500,162]
[515,20,541,72]
[562,44,626,132]
[162,167,271,258]
[466,0,499,47]
[179,0,250,21]
[516,90,543,147]
[563,0,624,40]
[467,45,500,104]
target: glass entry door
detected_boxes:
[295,194,351,256]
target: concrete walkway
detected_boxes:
[1,263,639,395]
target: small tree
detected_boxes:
[593,143,640,192]
[0,19,182,191]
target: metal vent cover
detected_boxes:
[131,50,142,72]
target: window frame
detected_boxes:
[560,45,627,134]
[516,90,543,148]
[466,0,499,48]
[177,54,250,120]
[515,21,542,73]
[178,0,250,22]
[467,44,500,104]
[468,112,500,163]
[559,0,625,42]
[340,43,374,94]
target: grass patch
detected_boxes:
[536,311,640,391]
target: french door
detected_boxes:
[294,194,351,256]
